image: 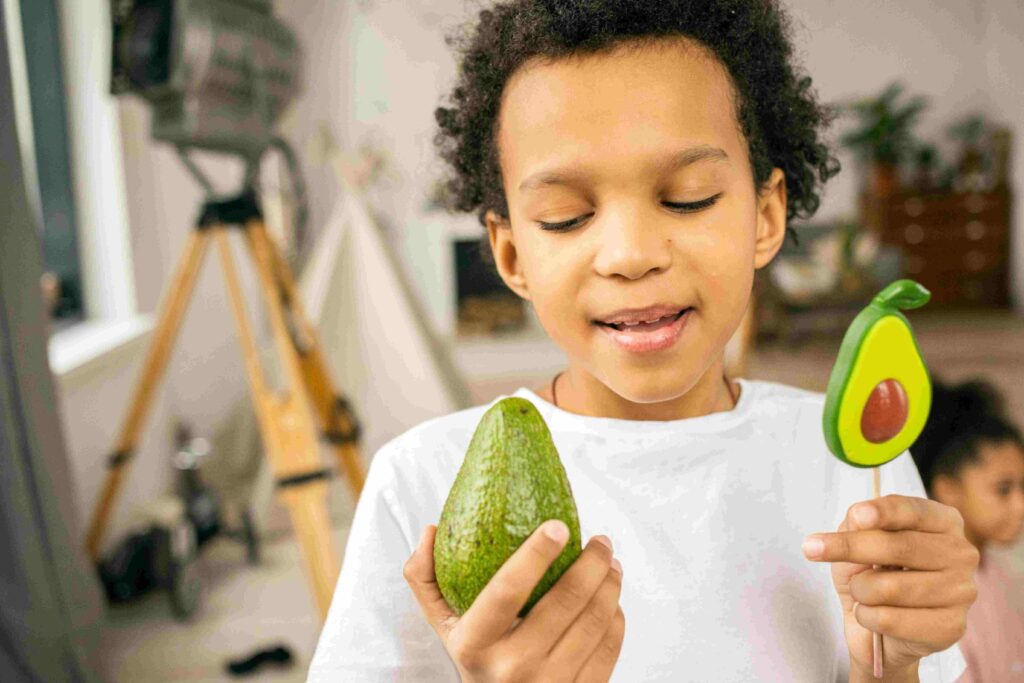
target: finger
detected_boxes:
[573,606,626,683]
[457,519,572,652]
[403,525,460,644]
[803,529,952,570]
[546,560,623,676]
[849,568,978,609]
[507,535,615,658]
[853,603,967,652]
[846,495,964,534]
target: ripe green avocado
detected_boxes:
[434,397,582,617]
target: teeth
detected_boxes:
[604,309,687,328]
[616,316,665,326]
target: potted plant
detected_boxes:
[840,82,928,196]
[947,113,990,192]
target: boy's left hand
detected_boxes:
[803,494,979,677]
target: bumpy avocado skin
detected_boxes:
[434,398,582,618]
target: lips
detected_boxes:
[597,308,692,354]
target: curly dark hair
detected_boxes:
[433,0,841,262]
[911,378,1024,497]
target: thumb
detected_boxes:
[403,525,459,642]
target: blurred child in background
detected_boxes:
[912,378,1024,681]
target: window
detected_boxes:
[6,0,84,329]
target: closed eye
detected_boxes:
[537,193,723,232]
[664,192,723,214]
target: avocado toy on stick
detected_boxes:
[822,279,933,679]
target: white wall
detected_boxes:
[783,0,989,220]
[976,0,1024,310]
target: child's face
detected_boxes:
[485,37,786,412]
[940,441,1024,547]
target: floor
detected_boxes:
[99,309,1024,681]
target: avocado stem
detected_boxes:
[870,279,931,312]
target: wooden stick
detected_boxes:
[872,467,883,679]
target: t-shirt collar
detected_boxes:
[512,377,757,437]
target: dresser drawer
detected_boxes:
[896,192,1007,221]
[861,188,1012,307]
[892,218,1007,251]
[912,267,1010,307]
[903,248,1005,278]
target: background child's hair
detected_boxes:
[433,0,842,265]
[911,377,1024,495]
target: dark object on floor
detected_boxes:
[225,644,294,676]
[97,518,202,620]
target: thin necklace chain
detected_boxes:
[550,372,738,410]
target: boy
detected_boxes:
[309,1,976,680]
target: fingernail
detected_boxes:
[611,558,623,574]
[853,504,878,527]
[593,535,613,551]
[545,520,569,544]
[802,536,825,559]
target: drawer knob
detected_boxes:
[964,251,988,271]
[903,224,924,244]
[965,220,987,241]
[965,195,987,214]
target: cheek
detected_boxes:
[964,493,1010,529]
[519,243,587,334]
[686,216,756,310]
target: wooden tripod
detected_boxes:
[83,191,366,620]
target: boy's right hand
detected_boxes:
[403,520,626,682]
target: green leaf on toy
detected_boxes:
[871,279,931,311]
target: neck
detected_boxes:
[552,358,738,421]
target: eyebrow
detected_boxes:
[518,145,730,193]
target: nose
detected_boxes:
[591,208,672,280]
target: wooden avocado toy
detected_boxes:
[823,279,933,468]
[822,278,933,679]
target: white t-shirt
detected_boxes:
[308,379,966,682]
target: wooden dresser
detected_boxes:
[860,187,1012,307]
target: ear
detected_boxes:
[753,167,787,270]
[931,474,963,507]
[485,209,531,301]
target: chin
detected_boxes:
[989,526,1024,547]
[605,371,699,405]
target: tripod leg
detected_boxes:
[215,227,339,619]
[246,222,367,499]
[85,230,213,561]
